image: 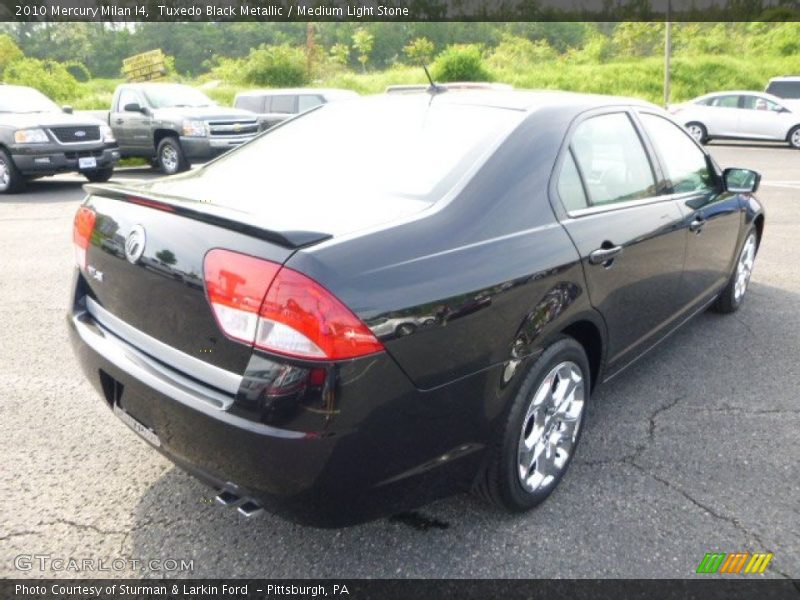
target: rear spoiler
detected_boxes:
[84,183,332,249]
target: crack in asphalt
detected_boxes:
[0,529,44,542]
[697,407,800,416]
[577,393,794,579]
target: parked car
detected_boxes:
[765,76,800,101]
[233,88,358,130]
[670,90,800,149]
[97,83,259,174]
[69,90,764,527]
[0,84,118,193]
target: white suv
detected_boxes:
[765,76,800,101]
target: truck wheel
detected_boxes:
[84,167,114,183]
[156,137,188,175]
[0,149,25,194]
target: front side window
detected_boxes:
[235,95,263,113]
[119,89,143,111]
[639,113,715,194]
[740,95,782,112]
[570,112,657,206]
[270,95,296,114]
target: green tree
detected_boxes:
[403,37,435,65]
[4,58,79,103]
[0,34,22,75]
[329,43,350,67]
[351,28,374,73]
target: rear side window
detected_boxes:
[298,95,324,112]
[709,95,739,108]
[639,113,715,194]
[570,113,657,206]
[557,151,588,212]
[270,95,296,114]
[766,81,800,99]
[235,95,263,112]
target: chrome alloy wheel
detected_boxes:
[517,361,585,494]
[687,124,705,143]
[791,128,800,149]
[0,156,9,191]
[734,233,757,303]
[161,145,179,173]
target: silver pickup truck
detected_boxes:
[0,84,119,194]
[98,83,260,174]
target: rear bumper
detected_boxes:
[12,145,119,176]
[179,134,256,160]
[68,293,494,526]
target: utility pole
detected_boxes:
[664,0,672,108]
[306,23,315,79]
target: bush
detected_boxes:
[487,35,557,75]
[242,44,308,87]
[64,61,91,82]
[4,58,79,103]
[431,45,491,82]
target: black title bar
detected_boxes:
[3,579,800,600]
[2,0,800,22]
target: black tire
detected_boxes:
[474,336,590,512]
[712,227,758,314]
[83,167,114,183]
[685,122,708,145]
[156,137,189,175]
[788,125,800,150]
[0,148,25,194]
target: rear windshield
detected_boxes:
[172,97,523,211]
[766,81,800,99]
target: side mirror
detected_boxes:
[123,102,147,114]
[723,168,761,194]
[62,105,73,114]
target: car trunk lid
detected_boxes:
[80,185,329,380]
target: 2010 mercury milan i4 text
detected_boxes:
[68,90,764,527]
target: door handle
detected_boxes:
[589,244,623,265]
[689,216,706,233]
[115,119,124,124]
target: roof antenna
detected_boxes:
[422,63,446,95]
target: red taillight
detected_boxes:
[73,206,96,270]
[203,249,383,361]
[204,249,281,345]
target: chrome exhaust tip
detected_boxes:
[215,490,241,506]
[237,500,264,517]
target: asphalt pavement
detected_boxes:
[0,142,798,579]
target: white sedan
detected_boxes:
[670,91,800,149]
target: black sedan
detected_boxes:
[68,90,764,527]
